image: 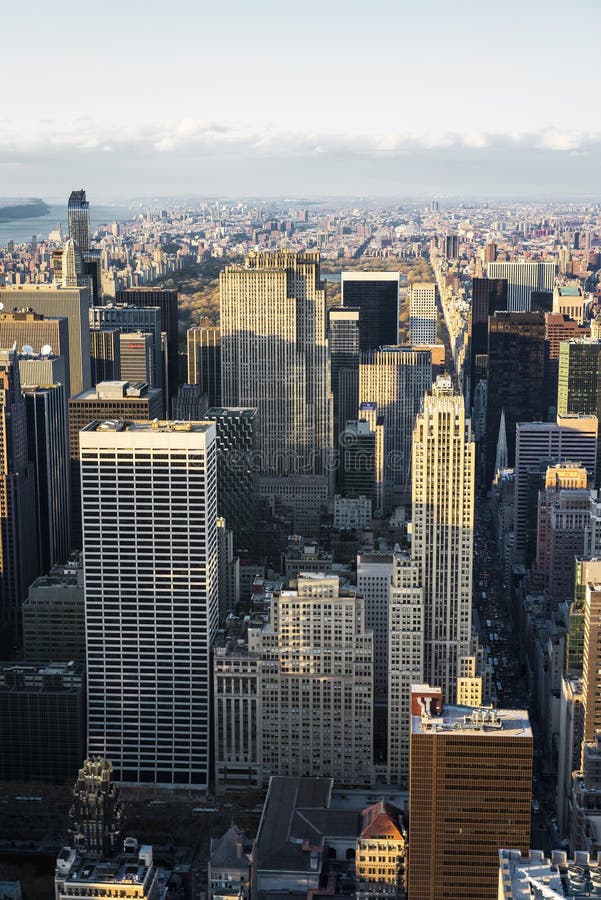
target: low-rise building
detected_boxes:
[209,824,252,900]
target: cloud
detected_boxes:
[1,121,600,161]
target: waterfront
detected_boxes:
[0,203,132,246]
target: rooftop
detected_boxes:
[81,419,213,434]
[498,849,601,899]
[412,704,532,738]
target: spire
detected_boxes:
[495,409,508,472]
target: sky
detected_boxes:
[2,0,600,199]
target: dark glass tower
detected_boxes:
[328,307,360,453]
[485,311,547,484]
[67,189,90,252]
[469,277,507,409]
[342,273,399,351]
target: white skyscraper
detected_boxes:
[488,260,556,312]
[409,282,437,345]
[81,419,218,789]
[387,552,424,786]
[220,250,331,476]
[411,375,475,703]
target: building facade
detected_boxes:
[341,272,399,352]
[220,251,332,476]
[82,420,218,788]
[411,376,475,703]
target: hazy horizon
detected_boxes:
[2,0,600,197]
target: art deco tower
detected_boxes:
[220,251,331,475]
[411,375,475,702]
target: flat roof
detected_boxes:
[412,705,532,738]
[81,419,214,434]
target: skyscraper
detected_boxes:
[328,307,360,451]
[118,332,155,386]
[82,419,218,788]
[359,347,432,511]
[487,260,556,312]
[558,339,601,419]
[67,189,90,252]
[205,406,256,549]
[22,383,70,573]
[259,574,373,785]
[411,375,475,702]
[116,288,179,407]
[408,697,532,900]
[90,304,163,395]
[485,311,547,484]
[220,251,331,476]
[187,323,221,407]
[68,381,163,551]
[0,284,92,396]
[513,415,598,563]
[468,277,507,409]
[341,272,399,351]
[0,311,71,397]
[387,552,424,786]
[90,329,121,385]
[0,348,39,650]
[409,282,437,345]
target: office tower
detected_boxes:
[546,313,589,360]
[82,419,218,788]
[187,323,221,407]
[90,304,163,393]
[487,260,556,312]
[359,401,385,516]
[206,407,256,549]
[359,347,432,510]
[18,351,67,398]
[260,574,373,785]
[484,241,497,263]
[0,284,92,396]
[582,582,601,743]
[0,662,85,782]
[558,338,601,419]
[172,383,208,420]
[444,233,459,259]
[535,469,591,614]
[90,328,121,384]
[68,381,163,551]
[340,420,376,499]
[411,376,475,702]
[514,416,598,563]
[61,238,84,287]
[341,272,399,352]
[328,307,360,450]
[387,553,424,786]
[22,383,70,572]
[485,312,547,484]
[22,560,85,662]
[408,698,532,900]
[116,288,179,406]
[217,518,240,621]
[68,756,124,857]
[220,251,331,476]
[67,189,90,252]
[357,552,394,696]
[468,277,507,409]
[409,282,437,345]
[118,332,155,385]
[553,283,586,323]
[0,310,71,397]
[0,349,38,649]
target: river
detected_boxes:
[0,204,133,247]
